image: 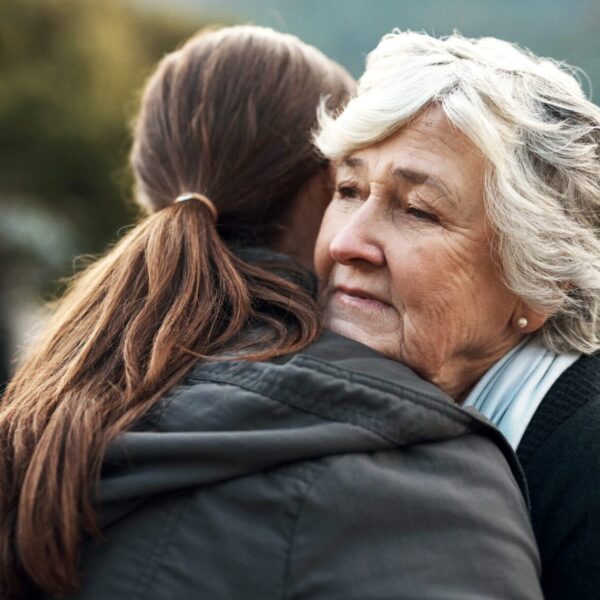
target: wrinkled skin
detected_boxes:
[315,106,545,400]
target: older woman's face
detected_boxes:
[315,107,524,399]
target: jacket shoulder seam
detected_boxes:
[186,365,477,446]
[291,354,481,422]
[176,375,395,445]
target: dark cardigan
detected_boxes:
[517,353,600,600]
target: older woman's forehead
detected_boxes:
[339,109,484,199]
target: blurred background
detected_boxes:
[1,0,599,389]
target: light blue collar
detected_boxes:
[463,336,580,449]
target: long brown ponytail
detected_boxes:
[0,26,354,597]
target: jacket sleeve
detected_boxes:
[285,432,543,600]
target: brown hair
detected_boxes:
[0,26,354,597]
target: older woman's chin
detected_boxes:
[324,314,403,361]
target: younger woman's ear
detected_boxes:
[511,300,550,334]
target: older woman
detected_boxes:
[315,31,600,600]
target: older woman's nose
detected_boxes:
[329,205,386,267]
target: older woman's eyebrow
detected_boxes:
[339,156,364,171]
[392,167,457,206]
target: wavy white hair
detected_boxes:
[316,30,600,354]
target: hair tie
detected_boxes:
[175,192,218,222]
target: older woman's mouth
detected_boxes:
[333,286,392,311]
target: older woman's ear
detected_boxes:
[511,302,549,334]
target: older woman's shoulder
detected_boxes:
[517,353,600,600]
[517,354,600,495]
[518,353,600,469]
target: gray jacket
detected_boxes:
[67,332,542,599]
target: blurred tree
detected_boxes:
[0,0,222,378]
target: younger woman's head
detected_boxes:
[132,25,354,263]
[0,26,353,598]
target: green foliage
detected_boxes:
[0,0,216,288]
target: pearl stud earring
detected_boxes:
[517,317,528,329]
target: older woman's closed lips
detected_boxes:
[313,30,600,600]
[332,285,392,311]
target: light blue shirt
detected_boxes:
[463,336,580,449]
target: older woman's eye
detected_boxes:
[407,206,439,223]
[336,185,361,199]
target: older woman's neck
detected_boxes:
[432,336,525,403]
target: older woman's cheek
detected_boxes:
[394,281,466,382]
[386,235,478,376]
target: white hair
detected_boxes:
[316,30,600,354]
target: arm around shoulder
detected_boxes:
[284,432,543,600]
